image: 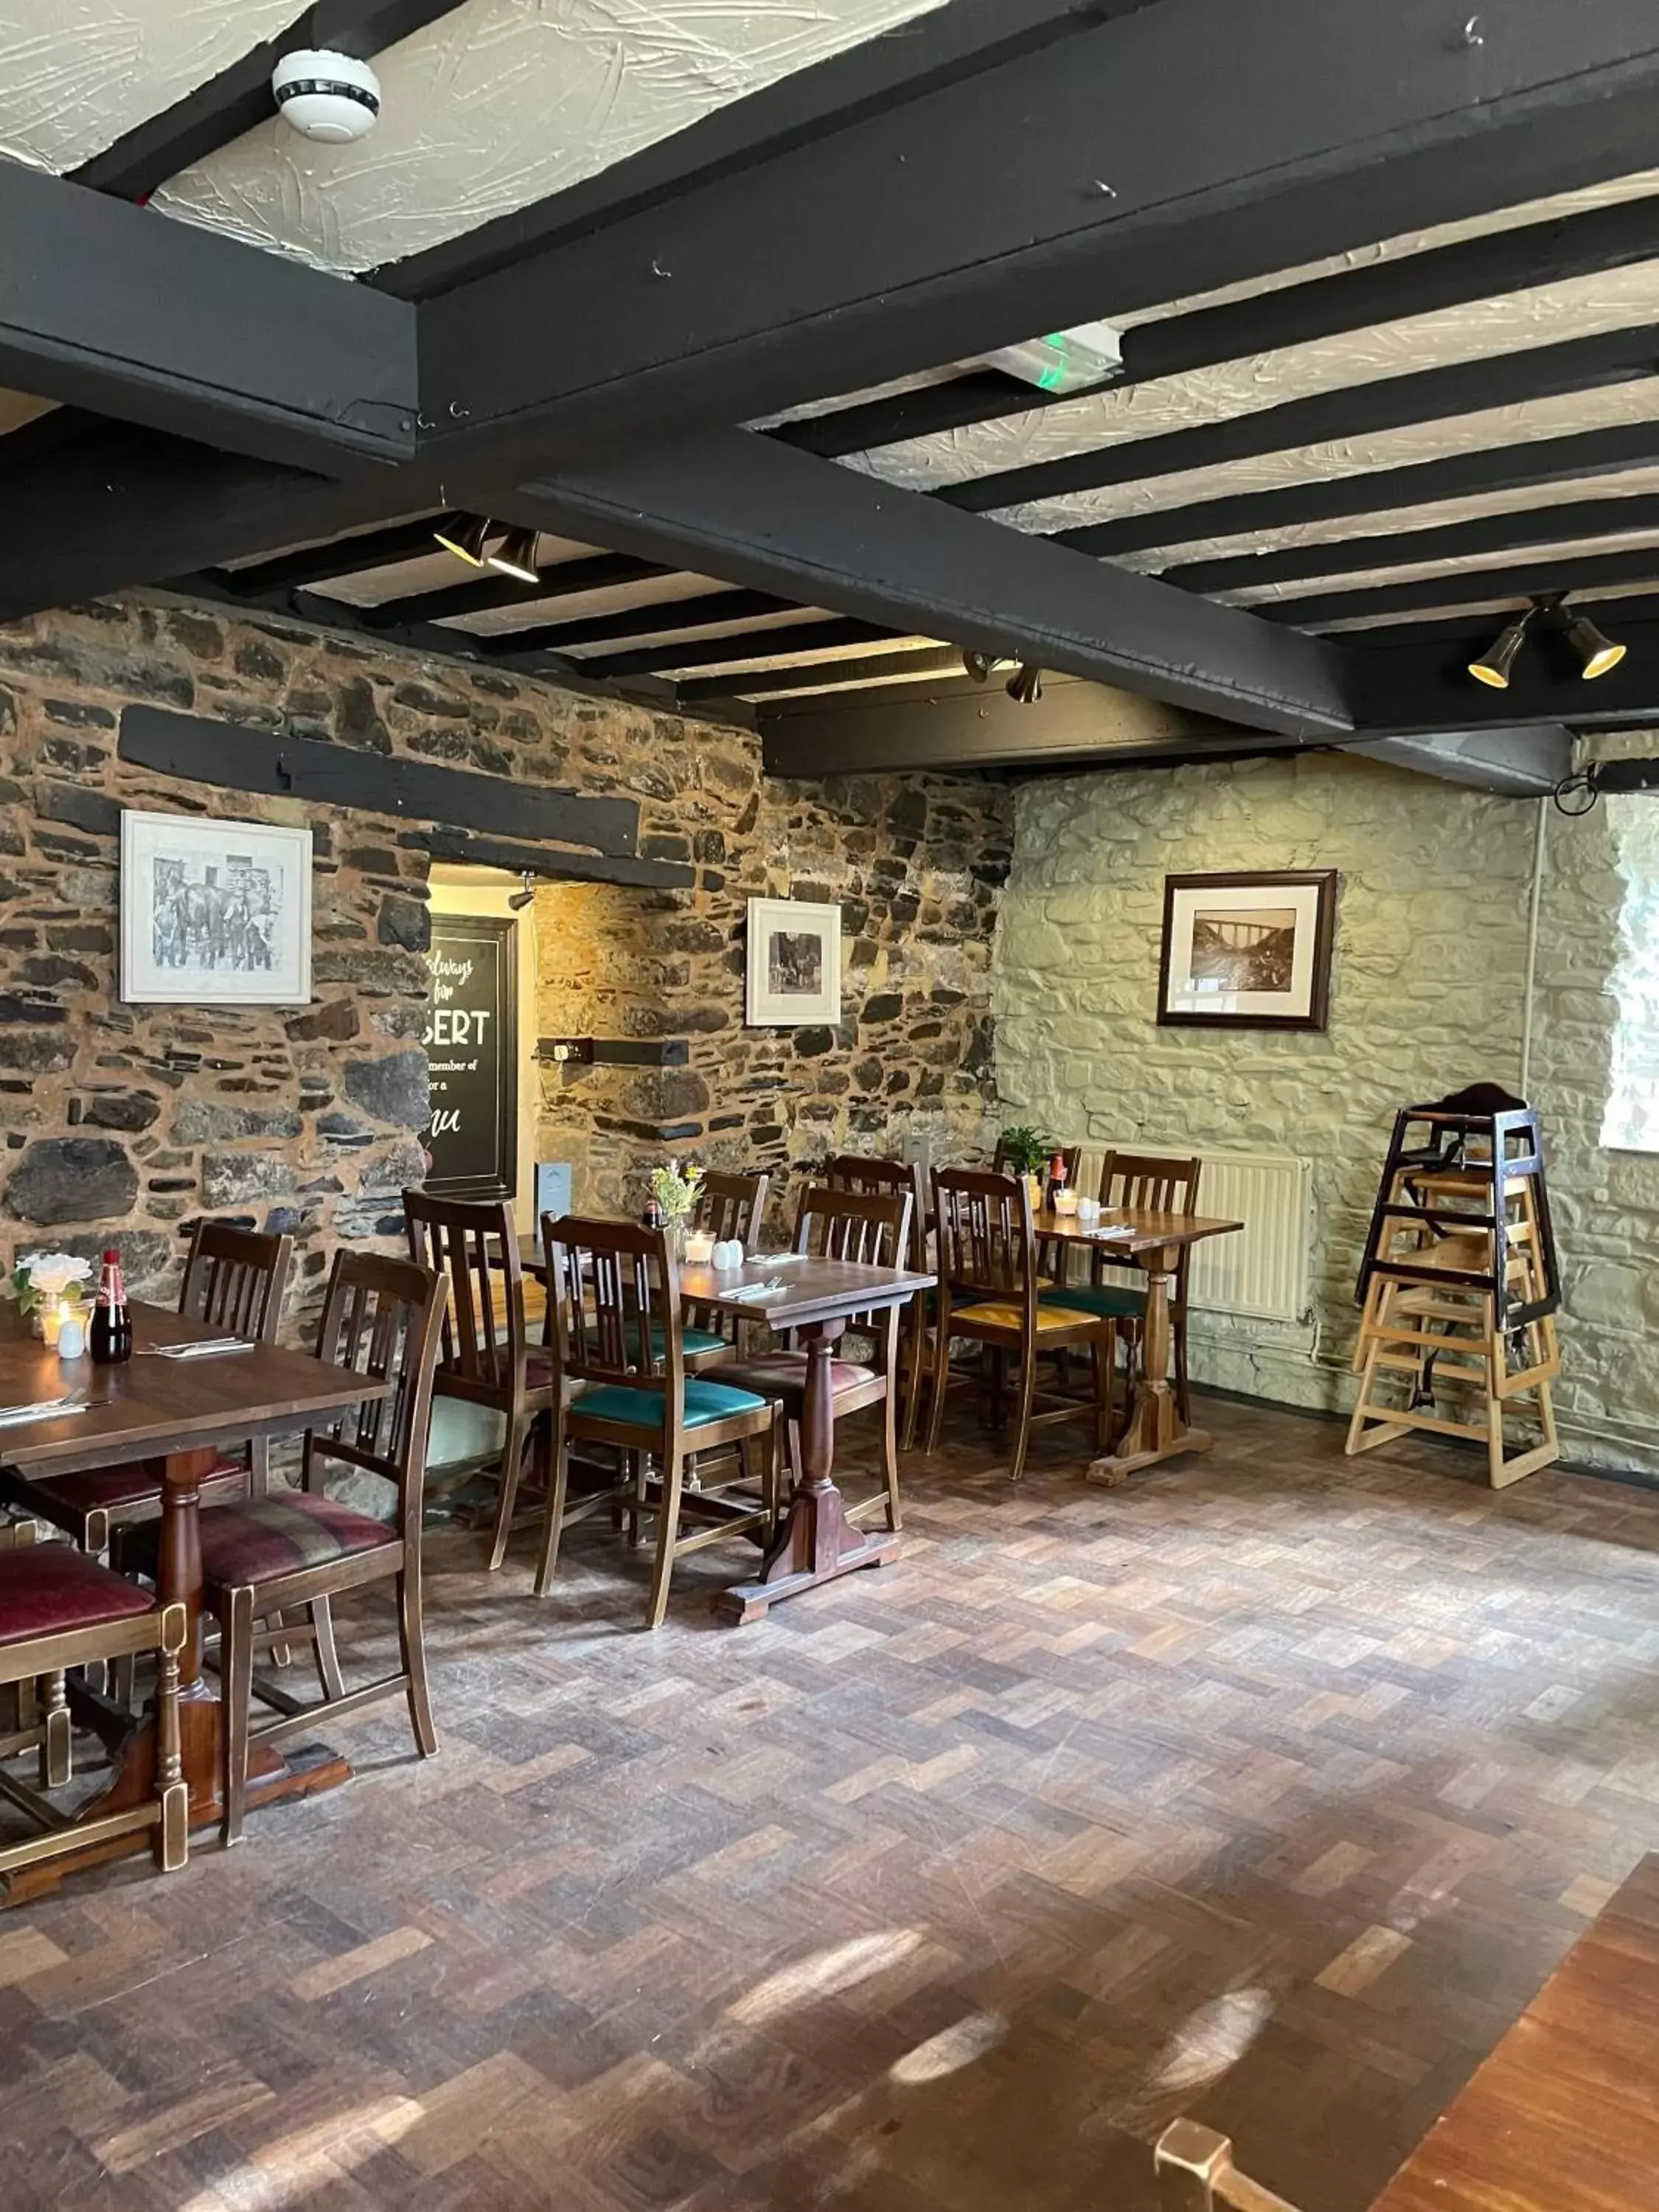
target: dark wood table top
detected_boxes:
[0,1300,386,1475]
[676,1253,935,1328]
[1370,1851,1659,2212]
[1030,1206,1244,1255]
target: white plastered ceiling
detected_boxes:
[0,1,305,173]
[153,0,948,272]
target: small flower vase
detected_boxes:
[1024,1172,1043,1214]
[664,1216,685,1262]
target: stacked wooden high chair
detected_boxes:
[1346,1083,1561,1489]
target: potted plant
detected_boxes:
[648,1158,705,1259]
[998,1125,1056,1214]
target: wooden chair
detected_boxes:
[535,1214,780,1628]
[1043,1151,1203,1423]
[1154,2121,1302,2211]
[0,1551,187,1880]
[681,1169,771,1370]
[403,1191,556,1573]
[925,1167,1115,1480]
[716,1183,912,1530]
[0,1220,293,1554]
[120,1251,450,1844]
[822,1154,930,1448]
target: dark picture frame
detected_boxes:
[1157,869,1338,1032]
[423,912,518,1201]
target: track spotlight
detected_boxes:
[961,649,994,684]
[1467,611,1533,689]
[1006,662,1044,704]
[1565,612,1626,680]
[507,870,535,912]
[433,513,495,567]
[487,526,542,586]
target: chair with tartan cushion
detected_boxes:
[535,1214,780,1628]
[925,1167,1114,1481]
[0,1221,293,1555]
[1042,1152,1203,1422]
[0,1548,188,1882]
[714,1182,913,1531]
[119,1251,449,1845]
[403,1192,556,1573]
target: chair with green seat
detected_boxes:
[1042,1152,1203,1423]
[534,1214,781,1627]
[680,1169,771,1370]
[925,1167,1114,1481]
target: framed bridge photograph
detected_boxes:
[119,810,313,1006]
[1158,869,1338,1032]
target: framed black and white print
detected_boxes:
[1157,871,1338,1032]
[745,897,842,1026]
[119,810,313,1006]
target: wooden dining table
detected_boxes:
[0,1298,388,1900]
[1029,1206,1243,1486]
[520,1238,934,1622]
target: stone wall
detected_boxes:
[0,596,1006,1322]
[994,754,1538,1416]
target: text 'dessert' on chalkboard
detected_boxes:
[424,913,518,1202]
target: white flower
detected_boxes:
[18,1252,94,1300]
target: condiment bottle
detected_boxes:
[90,1247,133,1365]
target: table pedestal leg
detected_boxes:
[7,1444,349,1904]
[1087,1250,1212,1487]
[715,1321,900,1624]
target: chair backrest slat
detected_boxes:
[932,1167,1035,1318]
[793,1183,911,1340]
[1099,1150,1202,1217]
[403,1191,525,1397]
[541,1213,684,1427]
[306,1251,449,1542]
[693,1170,770,1253]
[182,1221,291,1344]
[822,1154,928,1270]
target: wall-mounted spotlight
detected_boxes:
[1467,609,1534,689]
[1565,611,1627,679]
[961,649,994,683]
[487,526,542,586]
[1006,663,1044,704]
[507,870,536,912]
[433,514,495,567]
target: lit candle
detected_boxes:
[1053,1186,1079,1215]
[682,1229,715,1266]
[41,1298,66,1349]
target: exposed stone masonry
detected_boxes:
[0,597,1007,1323]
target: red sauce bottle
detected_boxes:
[90,1247,133,1365]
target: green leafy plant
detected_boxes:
[998,1124,1056,1176]
[650,1158,705,1222]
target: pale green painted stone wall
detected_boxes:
[995,754,1545,1428]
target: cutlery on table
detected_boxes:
[0,1397,87,1425]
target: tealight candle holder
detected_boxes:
[41,1298,68,1349]
[682,1229,715,1266]
[1052,1186,1079,1215]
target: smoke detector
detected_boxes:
[271,49,381,143]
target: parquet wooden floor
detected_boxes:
[6,1397,1659,2212]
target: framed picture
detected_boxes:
[422,914,518,1203]
[119,810,313,1006]
[745,897,842,1026]
[1158,870,1338,1032]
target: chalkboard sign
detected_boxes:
[423,914,518,1202]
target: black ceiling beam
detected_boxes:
[1259,543,1659,630]
[360,551,674,631]
[488,588,796,659]
[936,324,1659,515]
[374,0,1110,298]
[776,189,1659,460]
[677,644,965,706]
[579,617,896,682]
[212,518,449,603]
[1348,604,1659,733]
[492,428,1354,734]
[1166,491,1659,597]
[71,2,466,200]
[0,162,415,473]
[1052,419,1659,561]
[417,0,1659,468]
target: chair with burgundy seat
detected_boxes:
[122,1251,449,1843]
[823,1154,929,1449]
[715,1183,913,1531]
[403,1192,555,1574]
[535,1214,779,1627]
[0,1221,293,1556]
[926,1167,1116,1481]
[0,1547,187,1881]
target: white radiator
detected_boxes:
[1072,1147,1312,1325]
